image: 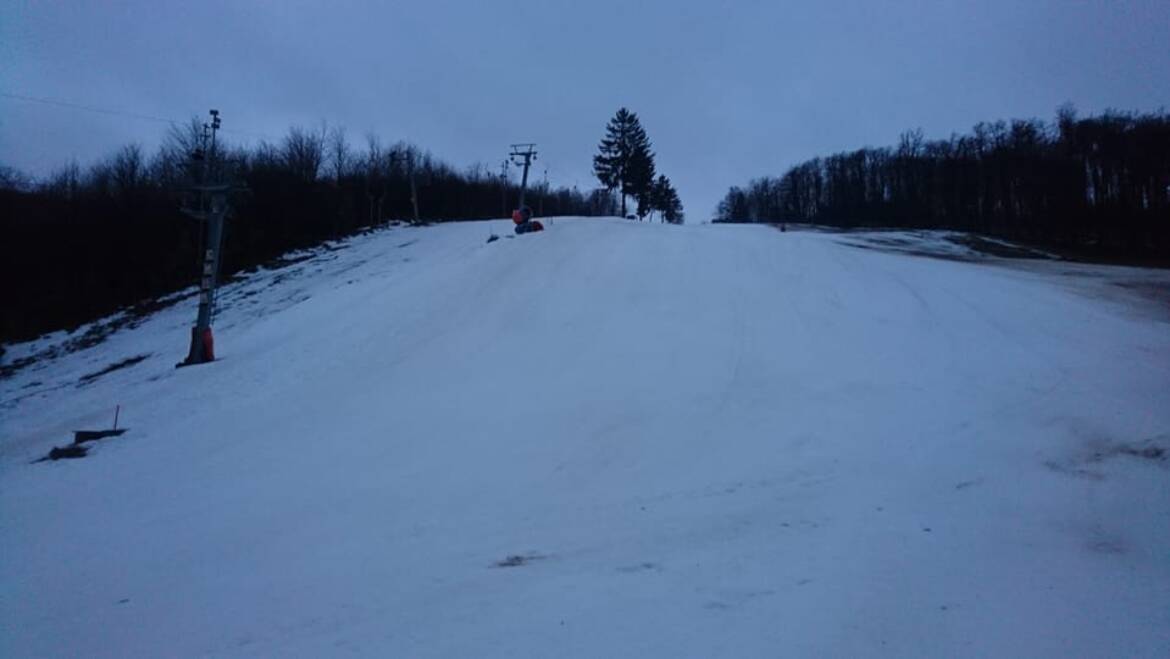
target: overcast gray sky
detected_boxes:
[3,0,1169,219]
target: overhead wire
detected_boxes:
[0,91,276,140]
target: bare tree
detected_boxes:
[327,125,351,184]
[364,132,387,224]
[41,160,82,199]
[282,125,326,183]
[110,144,146,196]
[0,165,33,192]
[150,118,205,187]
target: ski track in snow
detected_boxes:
[2,218,1169,658]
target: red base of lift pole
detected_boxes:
[177,326,216,368]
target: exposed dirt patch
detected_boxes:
[1,291,190,381]
[2,237,357,381]
[493,553,547,568]
[73,429,127,444]
[946,234,1057,260]
[264,253,315,269]
[839,237,980,263]
[840,231,1058,263]
[1088,537,1127,555]
[1044,460,1106,481]
[1109,279,1170,309]
[77,354,150,385]
[1089,441,1166,463]
[784,224,1169,268]
[33,445,89,462]
[616,562,662,574]
[1046,436,1167,481]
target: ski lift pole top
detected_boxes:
[509,144,537,211]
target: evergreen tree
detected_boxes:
[664,189,683,224]
[593,107,655,217]
[646,175,667,221]
[652,175,684,224]
[716,186,750,221]
[629,139,656,219]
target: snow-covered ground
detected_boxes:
[2,218,1169,657]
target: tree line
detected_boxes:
[716,107,1170,258]
[593,108,684,223]
[0,121,608,344]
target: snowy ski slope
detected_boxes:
[2,217,1169,657]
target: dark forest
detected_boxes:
[1,122,611,344]
[716,107,1170,261]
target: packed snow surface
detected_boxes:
[3,218,1169,657]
